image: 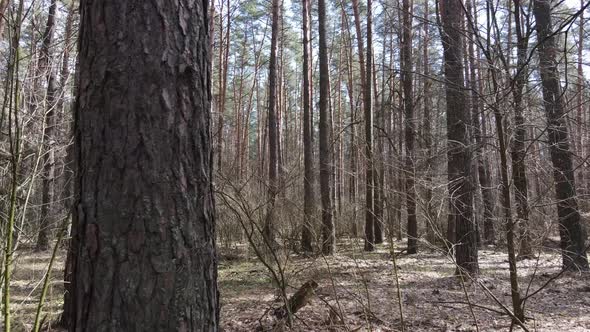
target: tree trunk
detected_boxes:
[440,0,478,275]
[576,0,586,206]
[402,0,417,254]
[0,0,10,39]
[35,0,58,252]
[59,2,77,326]
[301,0,314,253]
[533,0,589,270]
[318,0,335,255]
[69,1,219,330]
[216,0,231,173]
[422,0,437,243]
[342,9,358,237]
[467,0,496,246]
[350,0,374,251]
[511,0,533,258]
[264,0,281,246]
[357,0,375,252]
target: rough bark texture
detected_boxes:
[301,0,314,253]
[70,1,219,330]
[440,0,478,275]
[318,0,335,255]
[533,0,589,270]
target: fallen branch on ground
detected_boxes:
[273,280,319,319]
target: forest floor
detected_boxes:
[6,239,590,331]
[218,239,590,332]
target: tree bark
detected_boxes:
[533,0,589,270]
[576,0,586,204]
[301,0,314,253]
[467,0,496,246]
[216,0,231,173]
[360,0,375,251]
[59,2,77,326]
[422,0,437,243]
[440,0,478,275]
[351,0,374,251]
[318,0,335,255]
[402,0,417,254]
[342,7,359,237]
[69,1,219,330]
[36,0,58,252]
[511,0,533,258]
[264,0,281,246]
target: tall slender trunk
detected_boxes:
[59,2,78,326]
[533,0,589,270]
[216,0,231,173]
[440,0,478,275]
[466,0,496,246]
[318,0,335,255]
[402,0,417,254]
[511,0,533,258]
[264,0,281,246]
[576,0,586,203]
[301,0,314,253]
[342,6,359,237]
[35,0,58,252]
[397,89,405,241]
[363,0,375,251]
[422,0,437,243]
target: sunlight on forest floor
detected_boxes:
[218,239,590,331]
[7,240,590,331]
[9,247,65,331]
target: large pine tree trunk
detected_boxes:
[533,0,589,270]
[440,0,478,275]
[69,1,219,330]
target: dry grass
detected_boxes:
[4,246,66,332]
[4,240,590,331]
[219,239,590,331]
